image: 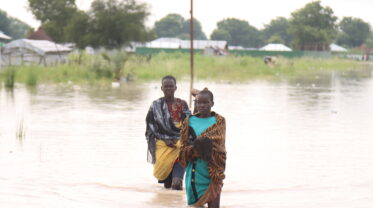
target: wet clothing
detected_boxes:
[185,116,216,205]
[179,112,226,207]
[145,97,190,164]
[145,97,190,183]
[153,139,181,180]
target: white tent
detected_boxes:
[0,31,11,40]
[330,43,347,52]
[260,43,292,51]
[145,38,227,50]
[145,38,181,48]
[2,39,72,66]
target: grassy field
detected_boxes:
[0,52,368,87]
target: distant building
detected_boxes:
[329,43,347,52]
[145,38,228,50]
[2,39,72,66]
[260,43,292,51]
[0,31,12,68]
[28,27,53,41]
[0,31,11,46]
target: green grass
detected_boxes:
[127,53,365,82]
[0,52,367,86]
[16,118,26,142]
[3,67,16,88]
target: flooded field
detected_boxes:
[1,69,373,207]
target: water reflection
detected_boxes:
[287,69,372,111]
[1,68,373,207]
[85,83,146,103]
[147,188,185,208]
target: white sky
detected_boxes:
[1,0,373,37]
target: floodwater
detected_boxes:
[1,69,373,208]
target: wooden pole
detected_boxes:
[189,0,194,108]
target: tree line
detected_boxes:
[157,1,373,50]
[0,9,32,39]
[1,0,373,50]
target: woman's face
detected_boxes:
[196,93,213,117]
[161,79,176,98]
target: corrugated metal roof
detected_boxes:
[0,31,11,40]
[28,27,53,41]
[330,43,347,52]
[146,38,227,49]
[3,39,72,55]
[260,43,292,51]
[180,40,227,49]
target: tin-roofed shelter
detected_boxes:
[2,39,72,66]
[0,31,11,46]
[330,43,347,52]
[0,31,11,41]
[260,43,292,51]
[0,31,12,68]
[28,27,53,41]
[145,38,228,50]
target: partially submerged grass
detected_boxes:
[3,67,16,88]
[0,52,367,86]
[127,53,364,82]
[16,118,26,142]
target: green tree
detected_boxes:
[87,0,151,48]
[180,18,207,40]
[210,18,262,48]
[336,17,371,48]
[28,0,78,42]
[210,29,231,42]
[153,14,207,40]
[263,17,292,45]
[64,11,90,48]
[267,35,285,44]
[154,14,185,38]
[288,1,337,50]
[366,32,373,49]
[0,9,31,39]
[0,10,11,35]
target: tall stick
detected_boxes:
[189,0,194,108]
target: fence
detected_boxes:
[135,47,349,59]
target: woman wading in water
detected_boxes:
[179,88,226,207]
[145,75,191,190]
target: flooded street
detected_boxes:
[1,69,373,207]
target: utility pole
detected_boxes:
[189,0,194,107]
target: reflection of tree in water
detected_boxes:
[287,68,373,110]
[287,71,333,109]
[338,68,372,86]
[86,83,146,105]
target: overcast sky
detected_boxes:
[2,0,373,37]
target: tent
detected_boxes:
[145,38,227,50]
[0,31,11,41]
[2,39,72,66]
[330,43,347,52]
[260,43,292,51]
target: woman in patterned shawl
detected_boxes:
[179,88,226,207]
[145,75,191,190]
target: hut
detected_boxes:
[260,43,292,51]
[0,31,12,68]
[329,43,347,52]
[2,39,72,66]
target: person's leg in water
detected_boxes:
[158,172,172,188]
[171,162,184,190]
[208,193,220,208]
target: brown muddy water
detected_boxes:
[1,69,373,208]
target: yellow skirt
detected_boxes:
[153,139,181,180]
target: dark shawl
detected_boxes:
[145,97,191,164]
